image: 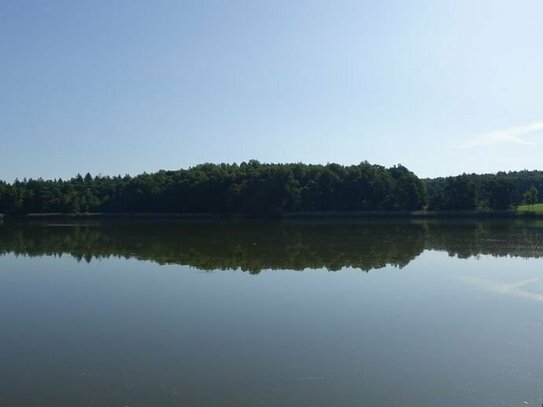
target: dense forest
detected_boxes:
[0,161,425,215]
[425,170,542,210]
[0,161,541,215]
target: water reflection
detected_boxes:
[460,277,543,304]
[1,219,543,273]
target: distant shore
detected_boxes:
[1,210,542,221]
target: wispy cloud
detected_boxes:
[456,121,543,149]
[459,277,543,303]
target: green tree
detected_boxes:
[523,186,538,211]
[440,175,477,210]
[484,179,516,210]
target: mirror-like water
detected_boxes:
[1,220,542,406]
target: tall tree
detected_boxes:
[484,179,517,210]
[523,186,539,211]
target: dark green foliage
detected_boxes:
[389,165,427,210]
[523,186,539,211]
[426,170,542,211]
[428,174,477,210]
[482,179,517,210]
[0,162,427,215]
[4,163,540,215]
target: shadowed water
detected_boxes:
[0,219,542,406]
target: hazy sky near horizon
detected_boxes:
[2,0,543,181]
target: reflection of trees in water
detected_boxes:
[422,220,543,260]
[0,220,542,273]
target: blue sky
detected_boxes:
[1,0,543,181]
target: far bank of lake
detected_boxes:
[1,209,543,221]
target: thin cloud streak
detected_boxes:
[459,277,543,304]
[456,121,543,149]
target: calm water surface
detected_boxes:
[0,219,542,406]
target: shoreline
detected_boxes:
[1,210,541,221]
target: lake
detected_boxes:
[0,219,542,406]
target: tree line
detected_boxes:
[0,161,541,215]
[0,161,426,214]
[425,170,541,210]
